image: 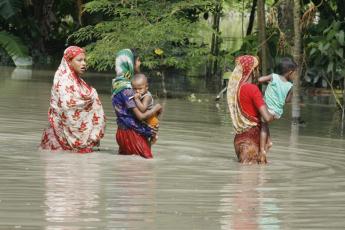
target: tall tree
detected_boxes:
[206,0,222,89]
[257,0,268,75]
[292,0,301,124]
[70,0,212,72]
[246,0,257,35]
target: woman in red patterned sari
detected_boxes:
[40,46,106,153]
[227,55,273,164]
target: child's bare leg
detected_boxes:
[151,134,158,145]
[260,122,268,154]
[150,125,159,145]
[265,125,273,151]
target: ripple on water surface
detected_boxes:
[0,68,345,229]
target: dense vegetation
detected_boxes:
[0,0,344,112]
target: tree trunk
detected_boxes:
[342,75,345,134]
[76,0,83,25]
[277,0,294,42]
[161,70,167,98]
[32,0,56,53]
[246,0,258,35]
[291,0,301,124]
[206,0,222,90]
[212,2,222,87]
[257,0,268,75]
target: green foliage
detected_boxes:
[0,31,28,58]
[307,21,345,78]
[69,0,214,72]
[306,21,345,108]
[0,0,22,19]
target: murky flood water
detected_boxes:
[0,66,345,229]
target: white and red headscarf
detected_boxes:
[40,46,106,153]
[227,55,259,134]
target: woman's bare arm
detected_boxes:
[258,105,274,123]
[132,104,162,121]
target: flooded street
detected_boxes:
[0,67,345,229]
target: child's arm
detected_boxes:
[285,89,293,103]
[258,74,272,84]
[134,94,151,112]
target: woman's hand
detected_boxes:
[153,104,162,116]
[132,103,162,121]
[150,125,159,135]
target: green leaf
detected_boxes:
[327,62,334,73]
[310,48,317,56]
[336,31,344,46]
[335,49,343,58]
[0,31,29,57]
[323,43,330,51]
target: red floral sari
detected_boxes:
[40,46,106,153]
[227,55,266,164]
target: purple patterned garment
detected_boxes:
[112,88,152,138]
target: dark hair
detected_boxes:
[130,48,138,61]
[276,57,297,75]
[132,73,148,84]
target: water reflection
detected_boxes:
[219,166,280,230]
[11,67,32,80]
[44,153,101,229]
[1,66,345,229]
[103,157,157,229]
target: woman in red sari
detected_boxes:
[40,46,106,153]
[227,55,273,164]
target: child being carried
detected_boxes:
[131,73,160,144]
[259,57,297,157]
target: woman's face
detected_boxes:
[70,53,86,76]
[134,57,141,74]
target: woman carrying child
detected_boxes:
[227,55,273,164]
[112,49,162,159]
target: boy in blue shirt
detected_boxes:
[259,57,297,156]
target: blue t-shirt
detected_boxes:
[264,73,293,117]
[112,88,152,138]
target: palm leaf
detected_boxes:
[0,30,29,58]
[0,0,23,19]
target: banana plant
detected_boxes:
[0,0,32,66]
[0,31,31,66]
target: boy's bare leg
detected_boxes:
[260,122,268,154]
[265,125,273,151]
[151,134,158,145]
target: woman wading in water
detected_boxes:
[40,46,106,153]
[227,55,273,164]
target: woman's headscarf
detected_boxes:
[112,49,135,96]
[227,55,259,134]
[40,46,106,152]
[63,46,85,62]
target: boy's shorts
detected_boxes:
[146,115,159,127]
